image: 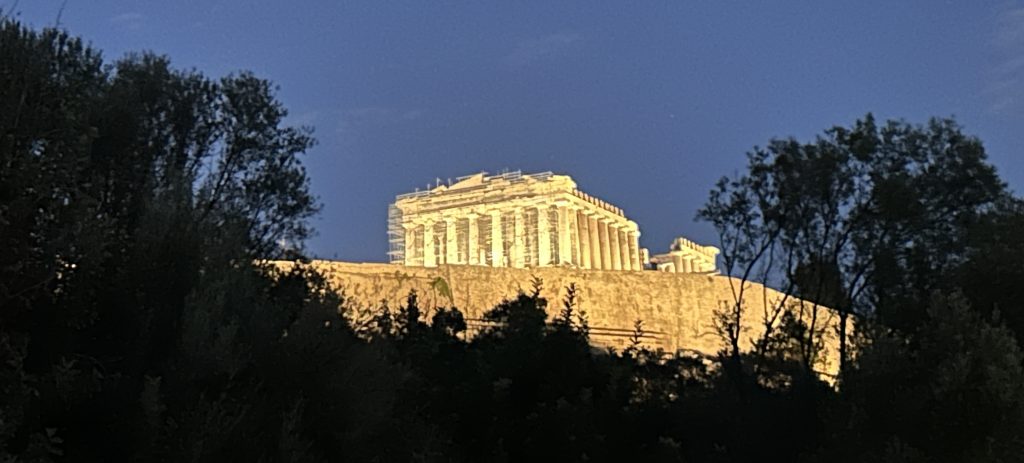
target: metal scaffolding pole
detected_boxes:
[386,204,404,264]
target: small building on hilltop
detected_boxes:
[650,237,720,274]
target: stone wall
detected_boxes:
[301,260,841,378]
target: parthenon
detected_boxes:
[388,171,643,270]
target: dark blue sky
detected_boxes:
[11,1,1024,261]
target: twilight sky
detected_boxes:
[10,1,1024,261]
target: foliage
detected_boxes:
[812,294,1024,462]
[697,113,1010,378]
[957,198,1024,346]
[2,17,1022,462]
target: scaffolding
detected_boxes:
[388,170,642,271]
[489,170,554,185]
[387,204,404,264]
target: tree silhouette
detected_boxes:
[2,16,1023,462]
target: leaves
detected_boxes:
[3,16,1023,463]
[697,113,1010,376]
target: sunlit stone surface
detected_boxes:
[649,237,720,274]
[278,170,842,380]
[388,171,644,270]
[289,260,842,380]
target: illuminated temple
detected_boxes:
[388,170,721,274]
[388,171,643,270]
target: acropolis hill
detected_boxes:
[307,170,841,376]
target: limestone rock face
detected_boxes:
[299,260,841,378]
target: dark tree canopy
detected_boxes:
[698,114,1012,376]
[2,18,1023,463]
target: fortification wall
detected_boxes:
[303,261,840,377]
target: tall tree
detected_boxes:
[699,114,1008,376]
[0,17,320,459]
[957,198,1024,345]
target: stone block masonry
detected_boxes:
[650,237,720,274]
[388,171,643,271]
[298,260,842,379]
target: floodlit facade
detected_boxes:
[649,237,720,274]
[388,171,643,270]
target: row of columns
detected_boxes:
[404,203,641,271]
[579,211,639,271]
[650,250,716,273]
[671,253,696,273]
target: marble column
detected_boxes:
[629,231,641,271]
[403,225,415,266]
[683,256,694,273]
[608,224,622,270]
[589,215,603,270]
[599,220,612,270]
[423,219,436,267]
[445,218,458,265]
[578,210,592,269]
[537,206,551,266]
[672,254,684,274]
[490,210,503,267]
[618,229,631,271]
[513,208,525,268]
[557,206,571,265]
[467,214,479,265]
[570,209,582,266]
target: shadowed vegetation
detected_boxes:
[2,18,1024,462]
